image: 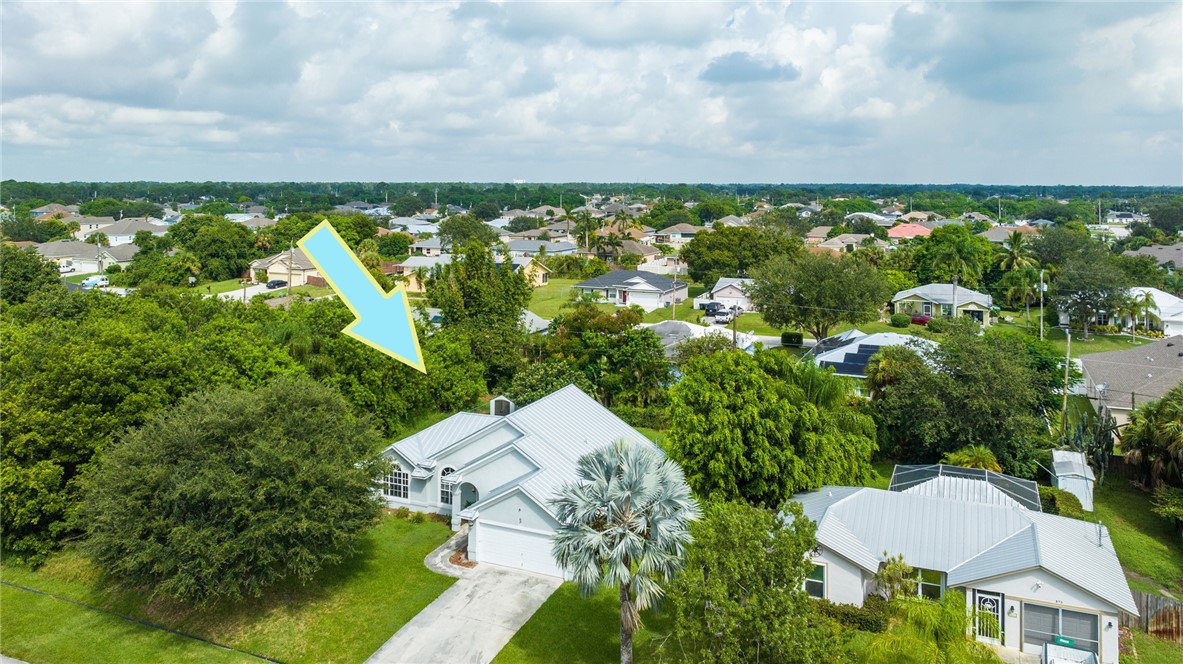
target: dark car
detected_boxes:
[910,313,932,325]
[703,302,725,315]
[266,279,288,290]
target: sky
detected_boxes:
[2,1,1181,186]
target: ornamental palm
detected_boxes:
[995,231,1038,272]
[1123,384,1183,488]
[551,439,700,664]
[941,445,1002,473]
[865,591,998,664]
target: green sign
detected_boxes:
[1053,636,1076,647]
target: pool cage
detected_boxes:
[888,464,1043,512]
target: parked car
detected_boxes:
[729,305,745,316]
[80,275,109,290]
[703,302,725,315]
[58,264,75,274]
[713,310,733,324]
[910,314,932,325]
[266,279,288,289]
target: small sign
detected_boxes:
[1053,636,1075,647]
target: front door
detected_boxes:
[620,290,628,304]
[975,590,1004,645]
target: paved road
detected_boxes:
[366,535,561,664]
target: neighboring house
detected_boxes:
[845,212,892,227]
[410,237,444,256]
[644,320,754,357]
[529,205,565,218]
[500,240,578,257]
[805,226,832,245]
[714,214,747,227]
[960,212,993,223]
[637,255,688,277]
[653,223,707,249]
[796,467,1135,663]
[1080,335,1183,427]
[692,277,755,311]
[1051,450,1096,512]
[380,385,661,578]
[31,203,79,216]
[899,211,942,223]
[241,217,277,230]
[813,233,889,254]
[978,225,1040,244]
[393,254,453,292]
[893,283,993,325]
[34,240,138,273]
[573,270,688,312]
[1106,211,1148,224]
[1123,244,1183,270]
[620,239,661,264]
[91,217,167,246]
[249,247,322,286]
[72,216,117,240]
[511,224,575,244]
[225,213,261,223]
[510,257,550,287]
[920,218,966,230]
[1121,287,1183,337]
[810,330,937,379]
[886,223,931,241]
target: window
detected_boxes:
[1022,604,1099,655]
[917,568,943,600]
[940,304,953,317]
[383,462,408,499]
[805,564,825,599]
[440,467,455,505]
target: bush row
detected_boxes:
[813,594,889,633]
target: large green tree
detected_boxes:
[1147,199,1183,235]
[749,252,891,340]
[666,500,842,664]
[439,213,500,248]
[551,439,700,664]
[680,226,800,285]
[80,375,384,604]
[1051,245,1129,338]
[0,244,64,305]
[914,225,993,289]
[668,351,876,506]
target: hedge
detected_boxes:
[781,331,804,347]
[813,594,889,633]
[1039,485,1086,520]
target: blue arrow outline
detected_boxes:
[297,221,426,373]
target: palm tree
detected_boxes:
[551,439,700,664]
[865,591,998,664]
[995,231,1037,272]
[997,267,1038,326]
[1114,294,1142,341]
[1123,384,1183,488]
[1163,272,1183,297]
[941,445,1002,472]
[932,243,982,287]
[1135,289,1158,334]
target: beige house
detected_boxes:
[249,248,322,286]
[511,257,551,288]
[892,283,993,326]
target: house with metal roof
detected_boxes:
[1052,450,1096,512]
[892,283,994,326]
[381,385,659,578]
[573,270,688,312]
[794,472,1135,663]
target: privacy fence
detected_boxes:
[1120,590,1183,644]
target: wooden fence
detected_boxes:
[1120,589,1183,643]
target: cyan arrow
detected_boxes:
[297,221,426,373]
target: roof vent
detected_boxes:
[490,395,515,417]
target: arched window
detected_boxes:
[440,467,455,505]
[384,462,409,499]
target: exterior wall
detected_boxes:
[968,569,1121,663]
[708,285,754,311]
[51,256,101,274]
[435,423,521,471]
[1053,475,1095,511]
[521,261,550,287]
[478,491,558,532]
[814,547,869,607]
[265,264,317,286]
[893,295,993,327]
[628,290,663,311]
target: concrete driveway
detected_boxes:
[366,535,561,664]
[215,283,273,303]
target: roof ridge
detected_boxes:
[948,523,1035,576]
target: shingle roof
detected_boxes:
[502,240,578,253]
[1080,335,1183,410]
[1123,245,1183,267]
[575,269,685,292]
[794,485,1136,614]
[708,277,753,294]
[95,217,167,238]
[893,283,992,308]
[658,223,707,235]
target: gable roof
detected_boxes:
[658,223,707,235]
[1123,244,1183,267]
[95,217,167,238]
[1129,287,1183,322]
[813,331,937,378]
[502,240,578,253]
[978,225,1039,243]
[795,485,1136,614]
[575,269,685,292]
[1080,335,1183,410]
[707,277,752,294]
[893,283,992,308]
[887,223,931,238]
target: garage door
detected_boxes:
[473,521,564,578]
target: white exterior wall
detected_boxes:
[1053,475,1095,512]
[814,548,869,607]
[1163,318,1183,337]
[435,423,521,470]
[479,491,557,532]
[627,290,663,311]
[968,569,1121,663]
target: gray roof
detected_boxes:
[575,269,686,292]
[893,283,992,308]
[388,385,657,512]
[707,277,752,294]
[1124,244,1183,267]
[34,240,140,262]
[813,332,937,378]
[410,237,442,249]
[794,485,1136,614]
[1080,335,1183,410]
[96,217,167,238]
[502,240,577,254]
[400,254,453,269]
[1052,450,1096,481]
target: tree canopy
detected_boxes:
[749,251,891,340]
[680,226,800,286]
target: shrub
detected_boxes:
[105,264,123,274]
[1038,485,1086,519]
[610,404,670,430]
[888,313,911,328]
[781,331,805,347]
[393,506,411,519]
[410,511,426,524]
[814,595,889,633]
[926,316,952,333]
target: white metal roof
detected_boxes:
[903,476,1027,509]
[892,283,992,308]
[794,486,1137,614]
[1052,450,1096,481]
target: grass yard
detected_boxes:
[492,583,674,664]
[290,284,335,299]
[1092,480,1183,598]
[529,277,613,319]
[1124,629,1183,664]
[0,516,456,664]
[992,313,1155,356]
[62,272,97,283]
[205,278,249,295]
[864,460,897,490]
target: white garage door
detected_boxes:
[473,521,564,578]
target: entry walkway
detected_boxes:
[366,532,561,664]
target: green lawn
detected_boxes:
[290,284,335,299]
[992,312,1155,356]
[864,460,897,490]
[1092,481,1183,598]
[0,516,455,664]
[529,278,613,319]
[62,272,97,283]
[492,584,674,664]
[1124,629,1183,664]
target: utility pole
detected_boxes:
[287,240,294,301]
[951,275,958,320]
[732,304,738,349]
[1039,269,1046,341]
[1061,328,1073,437]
